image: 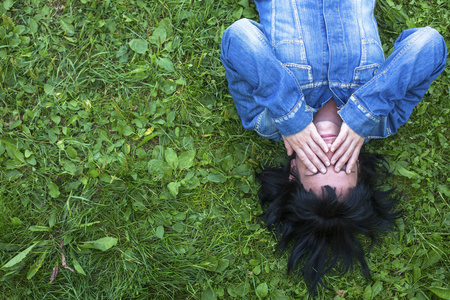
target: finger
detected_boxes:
[308,140,330,167]
[301,144,327,174]
[345,141,363,173]
[310,127,329,154]
[345,144,361,174]
[330,137,351,166]
[283,138,293,156]
[295,148,318,173]
[334,141,356,172]
[330,127,348,153]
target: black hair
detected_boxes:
[257,153,402,295]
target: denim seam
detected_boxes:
[256,127,280,138]
[272,98,303,124]
[274,39,304,48]
[299,81,363,89]
[353,63,380,81]
[253,111,280,138]
[284,63,313,82]
[349,94,380,122]
[255,112,263,132]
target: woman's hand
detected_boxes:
[330,122,364,173]
[282,123,330,174]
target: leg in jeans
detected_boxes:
[340,27,447,138]
[220,19,312,140]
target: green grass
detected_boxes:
[0,0,449,299]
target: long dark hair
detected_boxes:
[257,153,402,295]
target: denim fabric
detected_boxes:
[220,0,447,141]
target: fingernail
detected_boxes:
[325,161,330,166]
[312,168,317,173]
[331,147,335,152]
[331,160,336,164]
[335,167,340,172]
[347,169,351,174]
[320,168,326,174]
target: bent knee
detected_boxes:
[223,19,262,41]
[221,19,268,54]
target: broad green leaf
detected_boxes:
[121,125,134,137]
[13,25,26,35]
[4,0,14,10]
[256,283,268,298]
[427,287,450,300]
[437,184,450,197]
[1,139,25,163]
[230,282,250,297]
[396,166,418,179]
[160,79,177,95]
[232,7,243,19]
[215,259,229,273]
[201,287,216,300]
[232,164,251,177]
[172,223,184,233]
[47,181,60,198]
[165,148,178,169]
[271,290,289,300]
[24,150,32,158]
[80,237,118,251]
[9,120,22,129]
[207,173,227,183]
[155,58,174,73]
[51,115,61,125]
[28,18,38,34]
[422,251,441,269]
[179,150,196,170]
[242,7,257,18]
[363,284,372,300]
[128,39,148,54]
[238,0,249,7]
[148,159,169,179]
[72,257,86,276]
[48,211,57,228]
[29,226,51,232]
[372,281,383,298]
[66,146,77,159]
[27,250,47,280]
[155,226,164,239]
[167,182,181,197]
[10,38,21,47]
[406,19,416,28]
[150,28,167,45]
[1,243,37,269]
[11,217,22,226]
[137,134,158,148]
[200,257,218,272]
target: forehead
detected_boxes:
[299,171,357,198]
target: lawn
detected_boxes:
[0,0,449,299]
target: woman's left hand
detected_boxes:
[330,123,364,173]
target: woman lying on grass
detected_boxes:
[220,0,446,295]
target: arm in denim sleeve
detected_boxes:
[220,19,312,140]
[339,27,447,139]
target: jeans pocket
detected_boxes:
[284,63,313,86]
[353,63,379,84]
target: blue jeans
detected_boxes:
[220,0,446,141]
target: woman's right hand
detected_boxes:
[282,123,330,174]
